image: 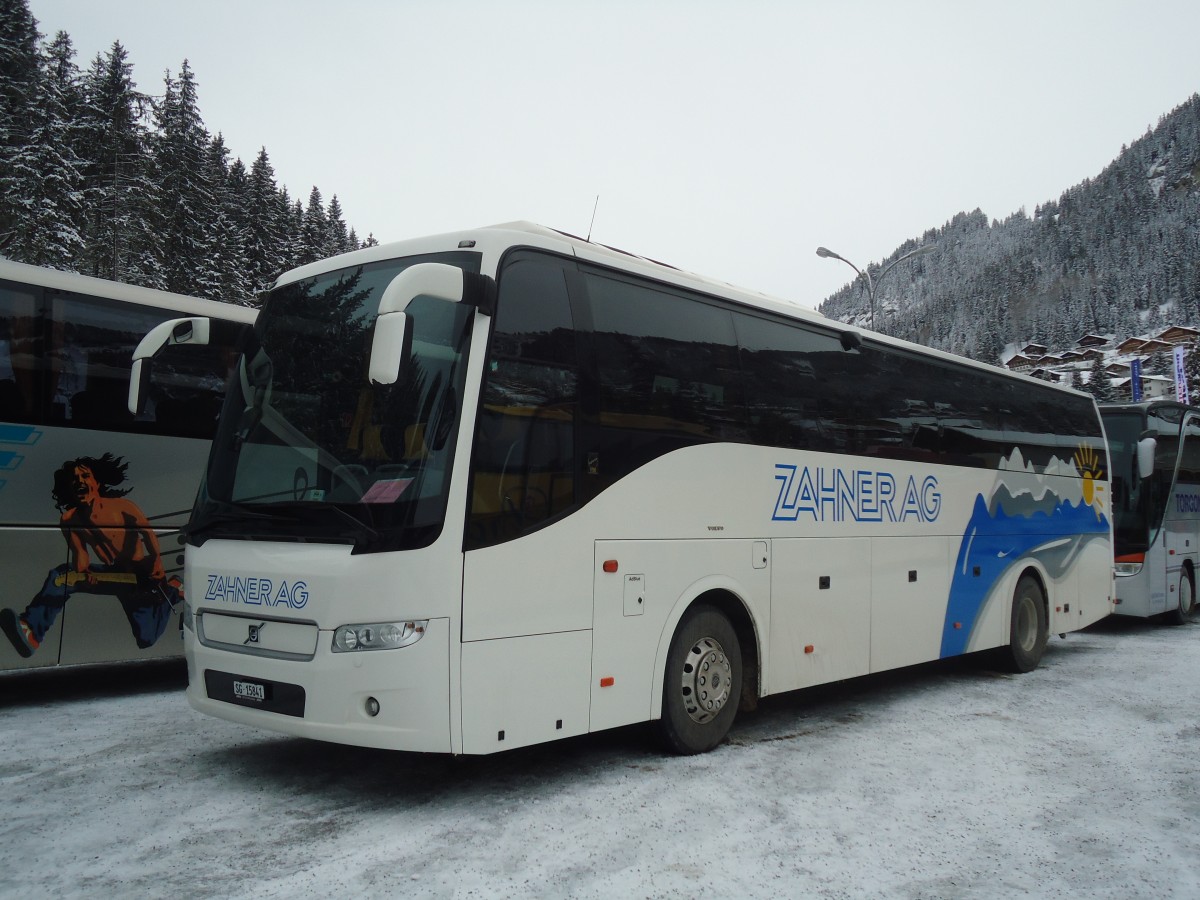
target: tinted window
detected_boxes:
[735,313,848,452]
[1103,409,1151,553]
[0,283,40,423]
[1177,417,1200,487]
[586,271,744,485]
[51,292,247,439]
[468,254,580,548]
[1,280,247,439]
[1148,407,1184,531]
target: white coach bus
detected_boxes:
[0,259,254,672]
[147,222,1113,754]
[1101,401,1200,623]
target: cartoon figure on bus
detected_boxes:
[0,453,182,658]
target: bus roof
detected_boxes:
[0,257,258,324]
[276,221,1096,403]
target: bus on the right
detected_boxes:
[1101,401,1200,624]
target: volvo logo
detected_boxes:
[244,622,266,645]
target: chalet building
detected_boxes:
[1005,328,1191,400]
[1028,368,1063,383]
[1155,325,1200,346]
[1117,336,1151,354]
[1131,339,1173,356]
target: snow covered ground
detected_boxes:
[2,615,1198,900]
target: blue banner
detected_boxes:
[1174,346,1189,404]
[1130,358,1142,402]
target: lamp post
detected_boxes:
[816,244,934,332]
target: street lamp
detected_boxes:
[816,244,934,332]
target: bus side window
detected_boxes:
[1150,416,1182,524]
[1177,418,1200,487]
[468,255,580,549]
[148,320,247,439]
[48,290,246,439]
[0,284,40,423]
[586,272,744,482]
[49,290,160,428]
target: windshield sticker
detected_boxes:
[360,478,414,504]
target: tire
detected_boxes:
[1166,568,1195,626]
[659,604,742,755]
[998,574,1048,673]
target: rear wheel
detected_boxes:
[659,604,742,755]
[1166,568,1195,626]
[998,574,1048,673]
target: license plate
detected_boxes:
[233,680,266,701]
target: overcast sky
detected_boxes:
[26,0,1200,309]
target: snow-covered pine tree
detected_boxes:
[0,27,87,266]
[300,186,328,265]
[202,133,253,304]
[1086,355,1118,402]
[246,147,287,294]
[0,0,44,252]
[78,41,163,286]
[153,60,216,297]
[327,194,351,257]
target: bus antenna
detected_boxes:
[587,195,600,242]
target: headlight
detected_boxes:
[332,620,427,652]
[1114,553,1145,577]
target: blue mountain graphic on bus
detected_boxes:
[940,488,1109,658]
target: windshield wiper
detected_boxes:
[186,500,382,550]
[185,505,280,544]
[277,502,382,548]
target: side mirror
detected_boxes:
[1137,436,1157,480]
[369,263,465,386]
[128,317,211,414]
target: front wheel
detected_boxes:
[659,605,742,755]
[1166,569,1195,626]
[998,574,1048,673]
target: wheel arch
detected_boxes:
[1016,563,1050,618]
[648,578,762,722]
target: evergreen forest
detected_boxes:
[0,0,372,306]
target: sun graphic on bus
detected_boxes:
[1074,444,1106,518]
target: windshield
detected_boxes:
[1103,410,1152,555]
[193,251,480,552]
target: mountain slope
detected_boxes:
[819,94,1200,365]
